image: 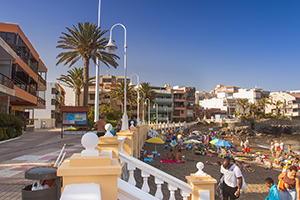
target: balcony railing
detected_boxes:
[151,107,173,111]
[11,45,29,65]
[155,98,173,102]
[0,72,14,89]
[37,97,46,106]
[30,62,38,74]
[38,74,46,86]
[14,77,36,96]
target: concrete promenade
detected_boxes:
[0,129,84,200]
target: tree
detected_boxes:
[236,98,249,116]
[109,80,136,112]
[259,97,270,113]
[249,102,259,119]
[56,22,119,106]
[57,67,95,106]
[271,99,283,116]
[140,82,156,104]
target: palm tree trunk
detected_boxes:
[83,58,89,106]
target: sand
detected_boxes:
[137,135,299,200]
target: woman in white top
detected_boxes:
[270,140,274,157]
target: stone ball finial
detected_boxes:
[195,162,206,176]
[81,132,99,156]
[104,123,113,137]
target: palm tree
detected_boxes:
[272,99,283,116]
[249,103,259,119]
[57,67,95,106]
[259,97,270,113]
[236,98,249,116]
[109,80,136,112]
[140,82,156,104]
[56,22,119,106]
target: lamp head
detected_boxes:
[105,38,117,53]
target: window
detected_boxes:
[51,99,56,105]
[51,88,56,94]
[102,78,111,83]
[200,112,203,116]
[6,33,16,44]
[181,110,184,114]
[90,94,95,100]
[208,112,210,116]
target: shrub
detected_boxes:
[6,128,17,138]
[0,113,24,140]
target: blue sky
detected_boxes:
[1,0,300,92]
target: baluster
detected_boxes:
[168,184,177,200]
[127,162,136,186]
[181,190,190,200]
[141,171,150,193]
[154,177,164,199]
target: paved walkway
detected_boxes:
[0,129,84,200]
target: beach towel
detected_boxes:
[160,159,185,164]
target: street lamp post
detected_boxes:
[145,98,150,125]
[94,0,101,122]
[105,23,128,130]
[130,74,140,125]
[154,103,158,124]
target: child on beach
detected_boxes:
[265,177,281,200]
[270,140,275,157]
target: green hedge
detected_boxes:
[0,113,24,141]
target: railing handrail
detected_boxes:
[0,72,14,89]
[119,151,192,194]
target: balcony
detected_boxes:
[155,98,173,103]
[0,72,14,89]
[14,77,36,96]
[11,45,29,65]
[38,73,46,86]
[37,96,46,106]
[151,107,173,112]
[30,61,38,74]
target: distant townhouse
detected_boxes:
[265,91,300,119]
[33,82,65,128]
[172,85,196,122]
[200,84,270,116]
[150,85,173,122]
[0,23,47,126]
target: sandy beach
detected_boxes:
[138,133,300,200]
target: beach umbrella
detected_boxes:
[211,137,218,140]
[192,131,200,134]
[214,140,232,147]
[210,139,220,144]
[185,139,201,144]
[146,137,165,144]
[187,135,200,140]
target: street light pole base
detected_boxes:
[121,113,129,130]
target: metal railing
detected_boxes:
[38,74,46,86]
[14,77,36,96]
[37,97,46,106]
[30,62,38,74]
[0,72,14,89]
[11,45,29,65]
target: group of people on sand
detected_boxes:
[166,149,185,162]
[216,156,300,200]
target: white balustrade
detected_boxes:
[141,171,150,193]
[154,177,164,199]
[119,152,192,200]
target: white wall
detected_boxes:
[61,84,76,106]
[199,98,227,111]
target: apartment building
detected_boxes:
[200,85,270,116]
[0,23,47,123]
[149,85,173,122]
[265,91,300,119]
[33,82,65,128]
[195,91,216,102]
[172,85,196,122]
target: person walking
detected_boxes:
[219,157,243,200]
[93,115,106,137]
[278,165,300,200]
[265,177,281,200]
